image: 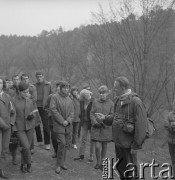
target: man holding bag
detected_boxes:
[96,76,147,180]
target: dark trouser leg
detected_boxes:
[115,146,135,180]
[0,128,11,170]
[50,125,57,153]
[35,125,43,143]
[168,143,175,177]
[78,123,81,138]
[38,107,50,145]
[72,122,79,145]
[56,133,66,167]
[17,129,34,165]
[56,133,71,167]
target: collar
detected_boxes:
[119,89,132,100]
[0,91,4,97]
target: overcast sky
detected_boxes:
[0,0,111,36]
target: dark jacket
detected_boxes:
[79,99,93,129]
[34,80,52,107]
[50,93,74,134]
[90,98,114,142]
[13,95,35,131]
[71,97,80,123]
[104,92,147,149]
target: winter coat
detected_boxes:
[90,98,114,142]
[0,92,16,128]
[50,93,74,134]
[103,92,147,149]
[13,95,35,131]
[71,97,80,123]
[34,80,52,107]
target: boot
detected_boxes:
[27,164,32,173]
[20,164,27,173]
[0,169,8,179]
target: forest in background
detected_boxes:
[0,0,175,120]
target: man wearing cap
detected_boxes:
[34,72,52,150]
[50,81,74,174]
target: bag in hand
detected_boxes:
[0,117,9,130]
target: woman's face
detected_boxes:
[20,88,30,99]
[0,79,3,91]
[99,92,108,101]
[72,90,78,97]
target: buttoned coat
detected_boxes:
[13,95,35,131]
[90,98,114,142]
[50,93,74,134]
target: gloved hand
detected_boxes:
[93,123,102,128]
[26,114,34,121]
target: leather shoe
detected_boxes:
[55,167,61,174]
[27,164,32,173]
[61,165,67,170]
[20,164,27,173]
[0,169,8,179]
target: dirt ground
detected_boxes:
[6,140,117,180]
[5,137,172,180]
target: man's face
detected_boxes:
[36,75,44,83]
[21,76,29,84]
[61,86,69,95]
[5,81,11,89]
[113,81,124,96]
[13,76,20,86]
[0,79,3,91]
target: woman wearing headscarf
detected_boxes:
[90,85,114,169]
[13,82,35,173]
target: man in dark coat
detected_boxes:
[97,76,147,180]
[34,72,52,150]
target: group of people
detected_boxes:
[0,72,174,180]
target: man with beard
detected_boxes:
[50,81,74,174]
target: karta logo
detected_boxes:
[102,158,174,179]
